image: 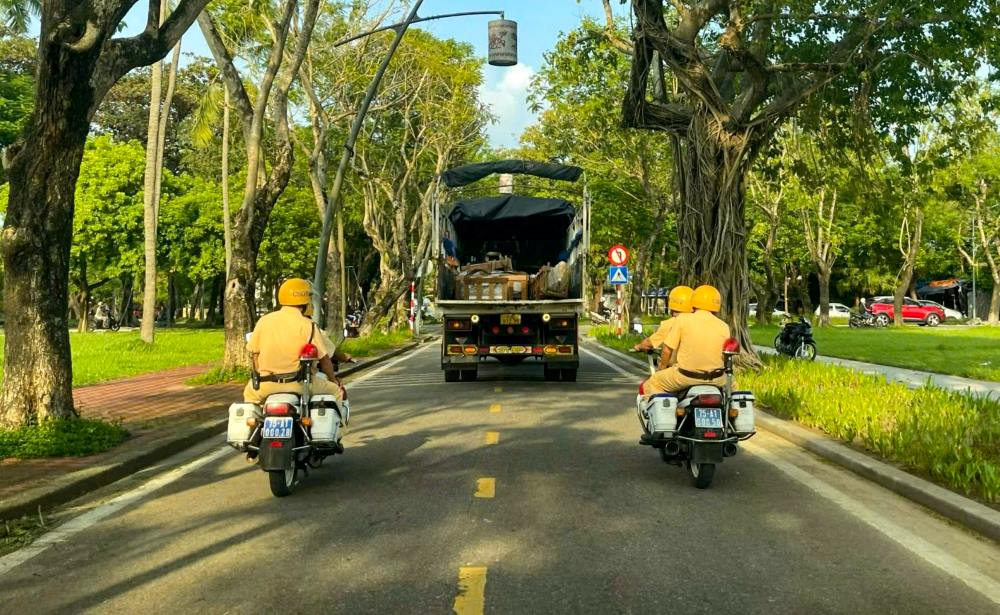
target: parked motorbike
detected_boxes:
[774,316,817,360]
[634,340,756,489]
[226,341,350,497]
[848,309,880,328]
[344,310,363,338]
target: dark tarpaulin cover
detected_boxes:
[448,195,575,225]
[441,159,583,188]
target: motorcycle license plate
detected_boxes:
[500,313,521,325]
[694,408,724,429]
[262,417,293,439]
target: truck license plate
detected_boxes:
[262,417,294,439]
[694,408,723,429]
[500,313,521,325]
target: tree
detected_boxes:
[198,0,321,369]
[0,34,35,184]
[614,0,1000,351]
[0,0,209,428]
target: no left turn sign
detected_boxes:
[608,244,630,266]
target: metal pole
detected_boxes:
[312,0,426,322]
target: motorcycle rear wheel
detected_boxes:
[773,334,782,352]
[688,461,715,489]
[268,468,296,497]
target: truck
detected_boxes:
[432,160,591,382]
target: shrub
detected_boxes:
[739,357,1000,502]
[0,418,129,459]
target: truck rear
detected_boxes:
[433,160,590,382]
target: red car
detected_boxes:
[868,296,944,326]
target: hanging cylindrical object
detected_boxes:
[488,19,518,67]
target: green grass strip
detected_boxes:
[0,419,128,459]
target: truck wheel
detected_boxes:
[561,368,577,382]
[461,369,478,382]
[445,370,460,383]
[543,366,561,381]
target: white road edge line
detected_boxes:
[580,345,636,378]
[743,439,1000,606]
[0,341,431,577]
[0,445,230,577]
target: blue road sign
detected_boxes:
[609,265,629,285]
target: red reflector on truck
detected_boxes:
[556,345,574,354]
[447,345,464,355]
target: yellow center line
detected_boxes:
[453,566,488,614]
[485,431,500,445]
[489,403,502,413]
[474,477,496,498]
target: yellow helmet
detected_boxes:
[691,285,722,312]
[278,278,313,307]
[667,285,694,313]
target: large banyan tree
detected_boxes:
[616,0,999,348]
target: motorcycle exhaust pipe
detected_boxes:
[723,442,738,458]
[663,440,681,456]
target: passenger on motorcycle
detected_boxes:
[631,285,694,368]
[640,285,731,394]
[243,278,346,404]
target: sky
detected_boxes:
[105,0,623,149]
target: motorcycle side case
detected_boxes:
[637,393,678,436]
[730,391,756,435]
[226,403,262,447]
[309,395,346,443]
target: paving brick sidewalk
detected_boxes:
[0,365,242,506]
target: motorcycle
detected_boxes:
[848,309,883,329]
[226,341,350,497]
[634,339,756,489]
[774,316,817,360]
[344,309,363,338]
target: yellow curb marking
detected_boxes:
[453,566,487,614]
[474,477,496,498]
[489,403,502,413]
[485,431,500,445]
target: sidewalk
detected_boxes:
[0,365,242,508]
[755,345,1000,398]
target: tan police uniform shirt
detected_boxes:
[647,318,678,348]
[663,309,730,372]
[247,306,332,375]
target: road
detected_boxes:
[1,341,998,614]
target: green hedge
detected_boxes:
[740,357,1000,502]
[0,419,128,459]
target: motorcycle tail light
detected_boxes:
[729,407,739,419]
[265,402,293,415]
[693,393,723,407]
[676,407,686,417]
[704,431,718,439]
[246,417,258,427]
[301,417,313,427]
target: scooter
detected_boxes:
[634,339,756,489]
[226,341,350,497]
[848,309,883,328]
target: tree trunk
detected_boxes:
[673,115,755,355]
[0,69,91,425]
[988,282,999,325]
[755,220,779,325]
[817,267,832,326]
[222,237,256,369]
[894,208,923,327]
[139,25,164,345]
[222,84,233,277]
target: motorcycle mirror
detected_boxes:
[244,332,252,343]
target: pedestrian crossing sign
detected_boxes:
[608,266,629,285]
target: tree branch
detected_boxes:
[197,11,254,139]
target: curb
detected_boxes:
[0,340,427,522]
[756,411,1000,543]
[584,339,1000,543]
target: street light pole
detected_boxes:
[311,6,509,334]
[971,211,978,321]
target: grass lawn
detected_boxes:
[338,328,415,358]
[0,328,224,387]
[749,324,1000,382]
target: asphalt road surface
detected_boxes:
[2,341,999,614]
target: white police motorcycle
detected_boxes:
[634,338,756,488]
[225,341,350,497]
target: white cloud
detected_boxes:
[479,63,538,150]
